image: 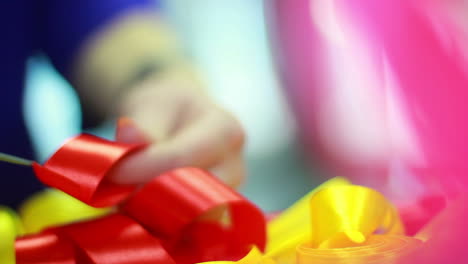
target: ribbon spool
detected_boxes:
[265,177,351,263]
[196,182,423,264]
[309,185,404,248]
[296,235,422,264]
[296,185,422,264]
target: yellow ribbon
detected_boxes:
[0,189,110,264]
[265,177,350,263]
[199,178,422,264]
[308,185,404,248]
[196,177,350,264]
[295,185,420,264]
[0,207,23,264]
[19,189,111,234]
[3,178,421,264]
[296,235,422,264]
[198,247,275,264]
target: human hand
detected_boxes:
[108,69,246,188]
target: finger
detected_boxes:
[124,108,176,142]
[209,151,246,189]
[118,80,201,143]
[115,117,149,144]
[199,152,246,221]
[109,110,245,184]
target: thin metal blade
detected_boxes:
[0,152,33,166]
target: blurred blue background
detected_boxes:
[23,0,318,212]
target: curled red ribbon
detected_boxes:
[57,214,175,264]
[16,214,175,264]
[19,134,266,264]
[122,168,266,263]
[32,134,144,207]
[16,231,76,264]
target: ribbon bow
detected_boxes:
[4,134,266,264]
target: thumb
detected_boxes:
[115,117,149,144]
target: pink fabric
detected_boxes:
[269,0,468,198]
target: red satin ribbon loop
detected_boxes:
[122,168,266,262]
[16,231,76,264]
[32,134,144,207]
[16,214,176,264]
[57,214,175,264]
[18,134,267,264]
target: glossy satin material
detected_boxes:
[295,185,417,264]
[57,214,175,264]
[12,133,266,264]
[195,183,421,264]
[296,235,422,264]
[16,214,175,264]
[6,176,427,264]
[16,231,77,264]
[266,177,350,263]
[122,167,266,263]
[309,185,404,248]
[19,189,111,234]
[1,132,436,263]
[32,134,144,207]
[199,247,274,264]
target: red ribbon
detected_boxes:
[16,232,76,264]
[19,134,266,264]
[16,214,175,264]
[32,134,144,207]
[122,168,266,263]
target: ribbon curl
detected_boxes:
[207,182,422,264]
[295,185,421,264]
[32,134,144,207]
[265,177,350,263]
[308,185,404,248]
[122,167,266,263]
[14,133,266,264]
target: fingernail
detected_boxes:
[118,117,136,129]
[116,117,148,143]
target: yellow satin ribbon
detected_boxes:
[197,177,350,264]
[198,247,275,264]
[308,185,404,248]
[0,207,23,264]
[266,177,350,263]
[199,178,422,264]
[0,189,110,264]
[296,235,422,264]
[19,189,111,234]
[295,185,420,264]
